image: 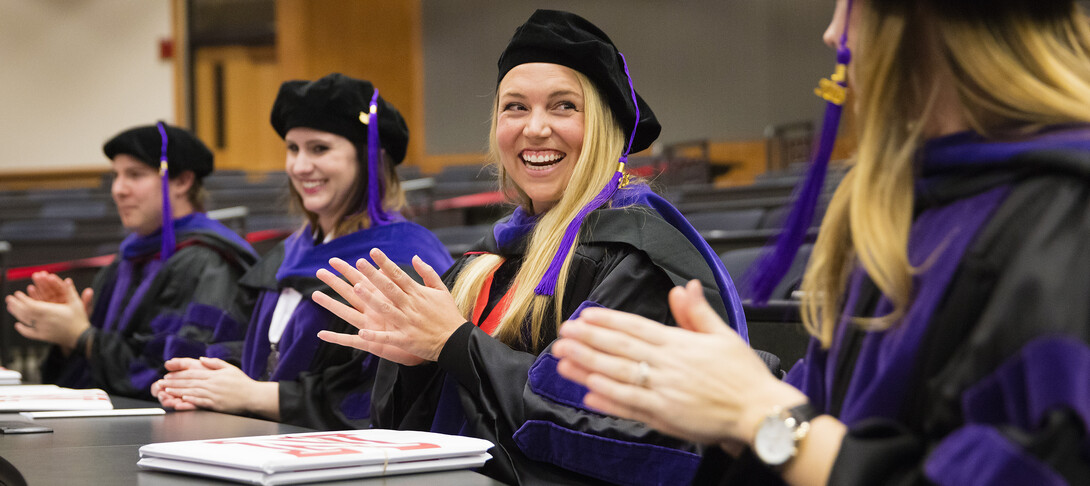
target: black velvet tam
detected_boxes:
[270,73,410,165]
[103,123,214,179]
[497,9,660,153]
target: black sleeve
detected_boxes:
[431,247,704,485]
[89,244,250,399]
[278,348,375,430]
[40,264,116,388]
[370,254,490,433]
[827,175,1090,485]
[273,261,429,430]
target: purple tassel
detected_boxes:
[156,122,175,261]
[534,168,624,295]
[748,0,853,304]
[534,53,641,296]
[365,89,392,226]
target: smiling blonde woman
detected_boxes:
[313,9,749,485]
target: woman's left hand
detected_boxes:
[553,280,807,447]
[156,357,279,418]
[315,249,466,363]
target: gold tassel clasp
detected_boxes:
[814,63,847,105]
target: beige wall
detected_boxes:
[0,1,839,179]
[0,0,173,173]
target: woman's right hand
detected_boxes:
[312,256,429,366]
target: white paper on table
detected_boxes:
[0,385,112,412]
[0,367,22,385]
[138,429,494,484]
[137,452,492,485]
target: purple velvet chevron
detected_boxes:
[925,426,1068,486]
[162,334,205,361]
[526,301,602,411]
[203,343,235,362]
[337,353,378,420]
[128,358,163,394]
[512,420,701,486]
[184,302,245,342]
[930,336,1090,480]
[339,390,372,421]
[961,337,1090,433]
[528,353,590,412]
[162,303,246,361]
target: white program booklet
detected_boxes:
[0,368,22,385]
[138,429,493,485]
[0,385,112,411]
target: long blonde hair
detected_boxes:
[801,2,1090,347]
[449,70,626,352]
[288,151,406,239]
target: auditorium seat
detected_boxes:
[434,164,492,183]
[432,164,497,202]
[396,165,423,181]
[431,224,493,256]
[744,302,811,373]
[0,219,77,242]
[685,208,766,232]
[38,200,111,219]
[719,243,813,301]
[245,213,302,233]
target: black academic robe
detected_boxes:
[372,207,733,485]
[236,222,453,430]
[235,243,374,430]
[41,219,257,400]
[698,128,1090,484]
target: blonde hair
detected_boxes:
[288,151,406,239]
[801,2,1090,347]
[449,70,626,352]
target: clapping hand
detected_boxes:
[313,248,466,365]
[552,280,807,447]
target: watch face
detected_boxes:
[754,415,796,466]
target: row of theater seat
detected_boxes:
[0,159,844,377]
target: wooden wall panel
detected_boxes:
[171,0,189,129]
[192,46,284,172]
[277,0,425,170]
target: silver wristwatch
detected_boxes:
[753,403,818,467]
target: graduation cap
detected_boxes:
[497,9,660,154]
[270,73,410,226]
[103,122,214,260]
[497,9,661,296]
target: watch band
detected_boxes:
[75,327,96,359]
[753,401,819,468]
[788,402,818,425]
